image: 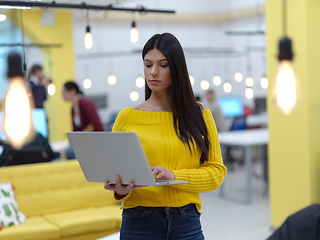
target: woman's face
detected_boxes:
[62,86,72,102]
[144,49,172,94]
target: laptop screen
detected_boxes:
[216,96,244,117]
[0,108,48,140]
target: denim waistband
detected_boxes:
[125,203,196,214]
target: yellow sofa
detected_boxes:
[0,160,121,240]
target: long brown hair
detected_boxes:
[142,33,210,164]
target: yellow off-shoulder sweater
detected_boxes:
[112,107,227,213]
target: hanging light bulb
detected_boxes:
[200,80,209,90]
[48,83,56,96]
[130,91,139,101]
[84,26,93,50]
[234,72,243,82]
[2,52,35,149]
[0,14,6,22]
[83,78,92,89]
[261,77,268,89]
[245,88,254,99]
[130,21,138,44]
[246,77,254,87]
[189,75,195,86]
[108,75,116,85]
[135,77,145,88]
[213,76,221,86]
[272,38,302,115]
[223,82,232,93]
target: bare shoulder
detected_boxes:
[132,101,149,111]
[197,101,209,110]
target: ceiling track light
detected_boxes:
[0,1,175,14]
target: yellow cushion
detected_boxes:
[43,208,118,238]
[0,161,117,217]
[96,205,122,229]
[0,216,60,240]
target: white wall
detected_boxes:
[72,0,266,123]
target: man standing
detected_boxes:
[206,89,227,132]
[28,64,49,108]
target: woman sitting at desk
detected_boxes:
[62,81,104,159]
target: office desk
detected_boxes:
[218,129,269,204]
[246,113,268,127]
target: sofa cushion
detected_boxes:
[96,205,122,229]
[0,216,60,240]
[0,181,27,228]
[43,207,118,238]
[0,161,117,217]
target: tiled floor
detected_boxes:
[200,161,273,240]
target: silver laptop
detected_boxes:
[67,132,188,186]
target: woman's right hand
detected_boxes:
[104,175,141,196]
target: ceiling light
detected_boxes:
[272,38,302,115]
[223,83,232,93]
[130,91,139,101]
[108,75,116,85]
[245,88,254,99]
[47,83,55,95]
[0,14,6,22]
[0,6,31,9]
[189,75,195,86]
[261,77,268,89]
[130,21,138,44]
[234,72,243,82]
[84,26,93,50]
[135,77,145,88]
[246,77,254,87]
[213,76,221,86]
[200,80,209,90]
[83,78,92,89]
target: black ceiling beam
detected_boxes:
[0,1,175,14]
[0,43,62,48]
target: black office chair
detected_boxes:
[3,146,51,166]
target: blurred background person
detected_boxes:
[205,89,227,132]
[62,81,104,159]
[28,64,49,109]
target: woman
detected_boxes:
[62,82,104,159]
[104,33,227,240]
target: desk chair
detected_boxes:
[3,146,51,166]
[223,116,247,170]
[230,117,247,131]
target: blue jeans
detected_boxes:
[120,203,204,240]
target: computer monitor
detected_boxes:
[254,97,267,114]
[216,96,244,117]
[0,108,48,140]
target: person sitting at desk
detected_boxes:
[206,89,227,132]
[62,81,104,159]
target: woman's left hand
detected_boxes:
[150,165,175,180]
